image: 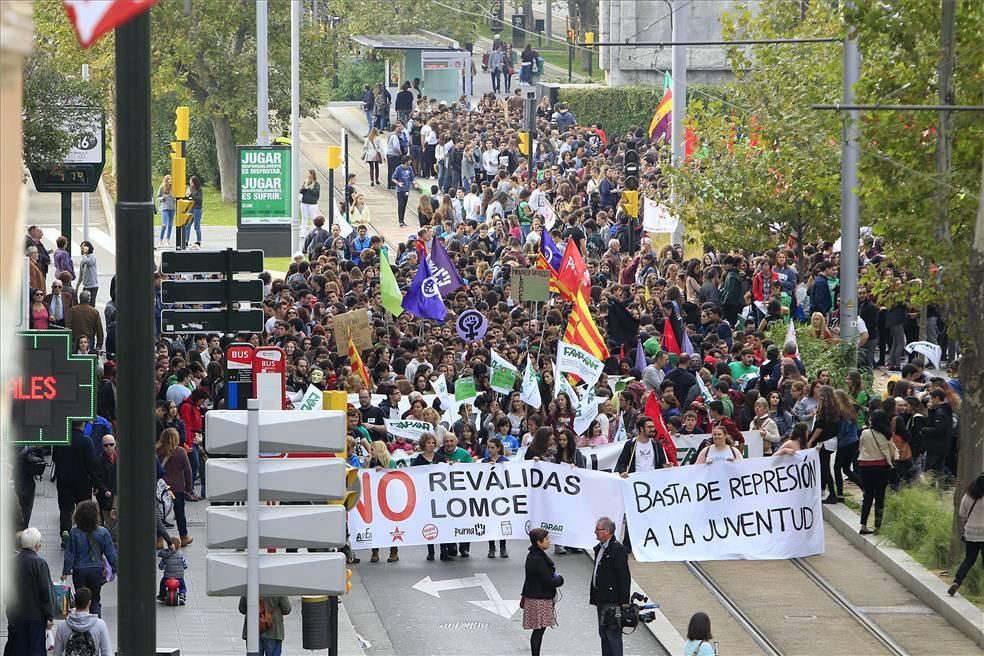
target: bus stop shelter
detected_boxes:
[350,33,472,104]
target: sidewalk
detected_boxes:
[1,475,366,656]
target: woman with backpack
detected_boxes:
[61,501,118,617]
[239,595,291,656]
[157,428,194,547]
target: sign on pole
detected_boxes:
[332,309,373,354]
[237,145,292,226]
[6,331,96,445]
[225,343,255,410]
[253,347,286,409]
[28,107,106,193]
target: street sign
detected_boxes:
[63,0,160,48]
[206,553,348,596]
[161,279,263,304]
[254,347,286,409]
[161,249,264,275]
[238,145,292,226]
[205,458,347,502]
[225,343,255,410]
[205,409,345,455]
[28,107,106,193]
[206,505,347,549]
[6,331,96,445]
[161,309,264,334]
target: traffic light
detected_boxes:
[621,190,640,219]
[326,146,343,170]
[585,31,595,49]
[624,149,640,191]
[342,465,362,511]
[322,390,346,410]
[174,106,190,141]
[345,568,353,594]
[566,28,575,43]
[171,157,186,195]
[175,198,194,228]
[518,131,531,156]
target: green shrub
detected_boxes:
[151,94,219,187]
[764,322,871,391]
[881,482,983,600]
[328,58,386,103]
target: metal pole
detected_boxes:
[257,0,270,146]
[60,192,72,251]
[342,128,349,219]
[246,398,260,656]
[329,595,339,656]
[838,4,860,344]
[670,0,687,245]
[81,64,90,243]
[114,12,156,656]
[567,44,573,82]
[545,0,552,43]
[290,0,301,251]
[328,167,335,231]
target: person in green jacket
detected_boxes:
[239,595,291,656]
[719,255,744,326]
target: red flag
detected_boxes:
[643,391,679,466]
[661,318,681,355]
[555,240,590,301]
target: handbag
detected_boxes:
[962,498,979,540]
[88,533,114,583]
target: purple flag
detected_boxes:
[539,228,564,271]
[635,338,647,373]
[428,238,465,297]
[682,331,694,356]
[402,256,447,321]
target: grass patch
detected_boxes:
[880,481,983,604]
[264,257,293,275]
[153,185,237,226]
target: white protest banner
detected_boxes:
[431,374,450,401]
[624,449,824,562]
[384,419,434,443]
[296,385,323,411]
[554,363,579,405]
[348,461,624,550]
[519,357,542,409]
[490,349,519,393]
[643,197,679,234]
[573,385,601,435]
[557,340,603,386]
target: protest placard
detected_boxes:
[513,268,550,302]
[384,418,434,443]
[333,308,373,354]
[557,340,604,386]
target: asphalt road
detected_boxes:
[347,542,661,656]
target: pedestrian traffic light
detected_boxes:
[518,131,531,156]
[342,465,362,511]
[621,190,640,219]
[345,568,353,594]
[624,149,639,191]
[326,146,343,170]
[171,157,186,194]
[176,198,194,228]
[170,141,184,158]
[174,106,190,141]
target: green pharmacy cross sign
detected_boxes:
[6,331,97,445]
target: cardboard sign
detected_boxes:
[333,308,373,354]
[513,268,550,302]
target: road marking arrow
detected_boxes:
[411,573,520,619]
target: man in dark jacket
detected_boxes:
[394,81,414,124]
[664,353,698,406]
[590,517,631,656]
[52,421,95,543]
[809,260,836,316]
[924,389,952,474]
[719,256,744,325]
[614,416,670,475]
[5,527,56,655]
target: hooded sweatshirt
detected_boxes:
[54,610,113,656]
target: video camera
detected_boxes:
[603,592,659,628]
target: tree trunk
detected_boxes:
[212,114,237,203]
[523,0,534,32]
[949,156,984,566]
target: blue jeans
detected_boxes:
[520,62,533,83]
[185,208,202,243]
[596,605,624,656]
[189,444,200,491]
[365,109,373,133]
[260,638,283,656]
[73,566,106,617]
[160,209,175,240]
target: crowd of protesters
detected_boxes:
[6,69,977,654]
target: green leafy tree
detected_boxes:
[332,0,486,46]
[670,1,843,278]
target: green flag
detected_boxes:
[379,247,403,317]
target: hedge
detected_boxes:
[557,82,733,140]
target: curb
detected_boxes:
[96,178,115,239]
[822,503,984,648]
[580,552,684,656]
[337,599,368,655]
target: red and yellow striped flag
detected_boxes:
[348,336,372,390]
[563,289,609,361]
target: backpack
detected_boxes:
[259,598,274,633]
[64,629,97,656]
[156,477,174,519]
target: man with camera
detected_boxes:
[590,516,631,656]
